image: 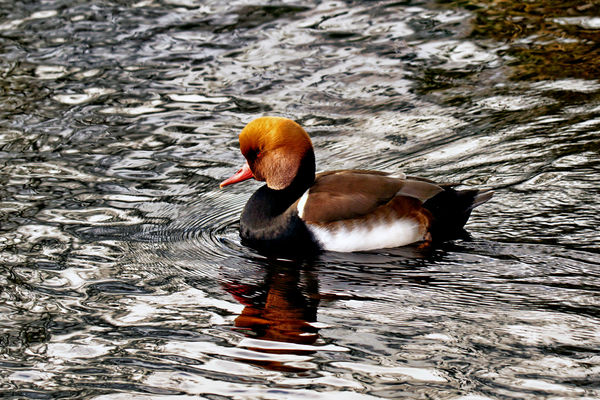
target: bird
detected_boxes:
[220,116,493,255]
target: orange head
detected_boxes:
[221,117,314,190]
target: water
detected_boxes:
[1,0,599,398]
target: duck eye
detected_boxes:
[247,149,261,160]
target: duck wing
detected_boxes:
[297,170,444,223]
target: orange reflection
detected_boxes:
[223,265,320,371]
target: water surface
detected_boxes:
[1,1,599,398]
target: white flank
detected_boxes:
[296,189,310,219]
[307,219,423,252]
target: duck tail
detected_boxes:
[470,189,494,210]
[423,187,494,240]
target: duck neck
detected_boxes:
[244,149,315,221]
[282,148,315,200]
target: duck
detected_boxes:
[220,116,493,254]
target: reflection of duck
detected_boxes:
[220,244,442,372]
[226,266,319,345]
[221,117,493,254]
[223,263,320,371]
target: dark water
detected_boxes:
[1,1,599,398]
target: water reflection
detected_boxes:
[219,244,441,373]
[445,0,600,80]
[230,266,319,344]
[224,261,320,371]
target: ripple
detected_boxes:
[476,95,556,111]
[238,337,347,353]
[553,16,600,29]
[53,88,116,105]
[7,162,111,182]
[0,10,58,31]
[38,208,145,226]
[100,100,165,115]
[104,287,243,326]
[415,40,499,69]
[331,362,447,383]
[141,371,382,399]
[34,65,70,80]
[532,79,600,93]
[167,93,230,103]
[46,342,114,360]
[114,190,253,280]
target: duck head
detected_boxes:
[220,117,315,190]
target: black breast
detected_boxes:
[240,185,319,257]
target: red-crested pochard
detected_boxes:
[221,116,493,254]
